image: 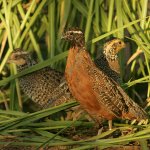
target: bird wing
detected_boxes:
[96,71,128,117]
[89,65,147,120]
[43,79,73,108]
[40,67,64,85]
[81,51,128,118]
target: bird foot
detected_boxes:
[131,119,148,125]
[138,119,149,125]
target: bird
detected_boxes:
[7,49,73,109]
[62,28,148,129]
[94,38,126,84]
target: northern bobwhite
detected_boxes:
[95,38,125,83]
[62,28,148,129]
[7,49,72,109]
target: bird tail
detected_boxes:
[116,85,148,121]
[122,97,148,121]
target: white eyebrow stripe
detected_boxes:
[68,30,83,34]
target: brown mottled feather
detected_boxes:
[95,39,125,84]
[8,49,72,109]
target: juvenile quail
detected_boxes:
[62,28,148,129]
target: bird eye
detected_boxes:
[118,41,122,44]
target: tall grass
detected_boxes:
[0,0,150,149]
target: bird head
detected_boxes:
[7,49,30,66]
[103,39,126,61]
[62,28,85,47]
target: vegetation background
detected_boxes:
[0,0,150,149]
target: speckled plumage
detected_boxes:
[63,28,148,126]
[19,67,66,107]
[8,49,73,109]
[95,39,125,84]
[8,39,124,110]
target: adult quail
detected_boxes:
[62,28,148,129]
[95,38,125,83]
[8,49,72,109]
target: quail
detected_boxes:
[95,38,125,83]
[8,49,73,109]
[62,28,148,129]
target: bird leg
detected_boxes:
[108,120,112,130]
[138,119,148,125]
[97,127,104,135]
